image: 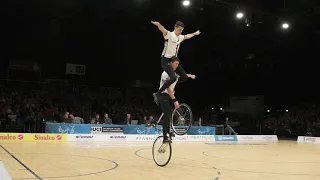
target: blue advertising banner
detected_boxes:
[215,135,238,142]
[46,123,216,135]
[46,123,126,134]
[187,126,215,135]
[46,123,89,134]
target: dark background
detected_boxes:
[2,0,320,109]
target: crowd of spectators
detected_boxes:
[0,79,158,132]
[263,105,320,136]
[1,79,320,137]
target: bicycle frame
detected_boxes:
[156,113,164,125]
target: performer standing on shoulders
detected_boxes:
[151,20,200,106]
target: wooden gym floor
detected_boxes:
[0,141,319,180]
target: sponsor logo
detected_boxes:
[110,135,126,139]
[241,136,254,140]
[304,137,316,143]
[215,135,238,142]
[135,136,157,141]
[197,128,210,135]
[18,134,24,140]
[172,136,188,141]
[0,133,66,142]
[76,135,93,139]
[58,125,75,134]
[262,136,273,140]
[91,126,124,134]
[34,134,63,141]
[189,135,214,141]
[0,134,24,140]
[136,128,146,134]
[91,127,102,133]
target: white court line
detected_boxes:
[0,160,12,180]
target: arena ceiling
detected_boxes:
[2,0,320,62]
[2,0,320,95]
[4,0,320,23]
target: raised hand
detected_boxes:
[194,30,201,35]
[151,21,160,26]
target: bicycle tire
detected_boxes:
[152,136,172,167]
[171,103,193,135]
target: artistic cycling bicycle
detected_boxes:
[151,103,193,167]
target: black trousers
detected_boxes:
[157,56,188,94]
[159,93,172,139]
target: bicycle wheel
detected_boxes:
[171,103,193,135]
[152,136,172,167]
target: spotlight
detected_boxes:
[236,12,244,19]
[182,0,190,6]
[282,23,289,29]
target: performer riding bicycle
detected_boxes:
[158,57,195,143]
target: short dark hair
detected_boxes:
[171,56,180,63]
[174,21,185,28]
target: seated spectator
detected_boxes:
[149,116,155,125]
[142,116,148,125]
[103,113,112,124]
[91,114,100,124]
[125,113,132,125]
[69,114,84,124]
[62,112,72,123]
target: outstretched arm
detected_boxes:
[151,21,168,37]
[183,30,201,41]
[187,74,196,79]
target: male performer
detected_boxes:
[151,20,200,106]
[159,57,195,143]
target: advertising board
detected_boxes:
[0,133,66,142]
[46,123,216,135]
[297,136,319,144]
[132,135,214,142]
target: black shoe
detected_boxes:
[153,93,159,106]
[163,137,172,144]
[170,132,175,138]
